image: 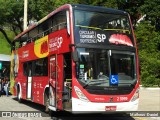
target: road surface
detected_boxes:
[0,88,159,120]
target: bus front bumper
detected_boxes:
[72,98,139,112]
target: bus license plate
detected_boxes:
[105,106,117,111]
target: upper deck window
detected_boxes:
[52,11,67,32]
[74,10,134,46]
[28,27,38,42]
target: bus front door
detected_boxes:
[49,55,57,110]
[49,55,64,111]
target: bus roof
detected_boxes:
[71,4,127,15]
[0,54,10,61]
[13,4,128,42]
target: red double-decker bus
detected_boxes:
[10,4,140,113]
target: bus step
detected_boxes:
[62,98,69,102]
[62,91,68,95]
[63,101,72,111]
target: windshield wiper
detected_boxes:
[82,79,108,89]
[118,80,137,88]
[76,25,102,30]
[83,80,92,89]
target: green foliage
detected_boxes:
[140,0,160,25]
[135,21,160,87]
[0,0,24,31]
[0,29,14,54]
[28,0,79,20]
[0,32,11,55]
[79,0,118,8]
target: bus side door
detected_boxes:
[56,54,64,110]
[49,54,64,111]
[49,55,57,109]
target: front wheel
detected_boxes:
[17,87,22,103]
[44,92,49,113]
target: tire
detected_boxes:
[44,92,49,113]
[17,87,22,103]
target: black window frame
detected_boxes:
[23,57,48,77]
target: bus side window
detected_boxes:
[38,24,45,38]
[52,18,58,32]
[64,53,72,80]
[23,63,28,76]
[52,11,67,32]
[48,18,52,34]
[21,33,28,46]
[38,19,51,37]
[29,27,38,41]
[33,57,48,76]
[43,20,50,36]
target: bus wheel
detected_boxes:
[17,87,22,102]
[44,92,49,113]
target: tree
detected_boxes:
[139,0,160,31]
[0,0,79,47]
[135,21,160,86]
[0,0,24,45]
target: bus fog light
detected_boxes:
[131,88,139,102]
[74,86,89,102]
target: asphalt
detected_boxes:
[0,87,159,120]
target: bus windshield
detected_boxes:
[74,10,134,46]
[76,48,136,88]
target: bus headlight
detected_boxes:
[131,88,139,102]
[74,86,89,102]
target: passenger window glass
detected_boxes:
[34,57,48,76]
[29,28,38,41]
[52,11,67,32]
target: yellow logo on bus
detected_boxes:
[34,36,49,58]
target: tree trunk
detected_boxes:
[0,27,12,46]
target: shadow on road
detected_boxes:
[12,97,49,117]
[50,111,136,120]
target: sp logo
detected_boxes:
[97,34,106,42]
[56,36,63,48]
[49,36,63,52]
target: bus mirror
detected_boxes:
[90,68,93,78]
[72,51,78,62]
[66,11,70,35]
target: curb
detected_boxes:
[140,86,160,90]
